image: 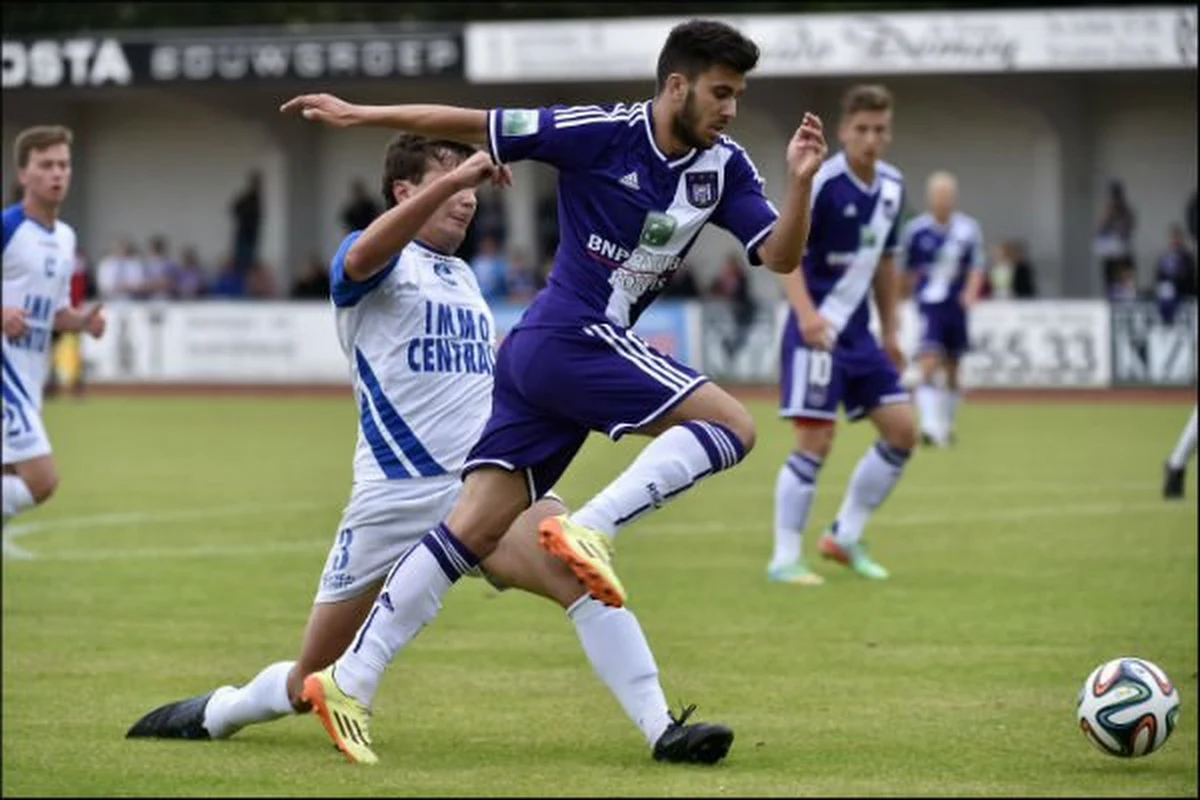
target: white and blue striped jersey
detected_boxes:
[2,203,76,411]
[900,211,986,307]
[331,234,496,487]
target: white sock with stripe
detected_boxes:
[914,384,943,441]
[945,390,962,437]
[1168,407,1198,469]
[332,524,479,707]
[831,441,912,547]
[202,660,296,739]
[571,421,747,538]
[568,595,672,748]
[2,475,35,522]
[770,451,823,571]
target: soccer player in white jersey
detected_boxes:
[126,134,733,766]
[280,19,827,763]
[899,171,986,447]
[3,126,106,523]
[1163,405,1197,499]
[767,85,918,586]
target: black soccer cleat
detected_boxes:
[1163,463,1186,500]
[126,690,215,740]
[652,704,734,765]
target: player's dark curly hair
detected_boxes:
[381,133,476,209]
[656,19,760,92]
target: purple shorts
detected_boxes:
[778,336,909,422]
[918,306,970,358]
[464,322,707,499]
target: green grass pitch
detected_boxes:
[3,394,1196,796]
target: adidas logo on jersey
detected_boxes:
[619,171,640,191]
[843,203,858,217]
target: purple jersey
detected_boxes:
[486,102,778,329]
[797,152,904,351]
[900,211,985,311]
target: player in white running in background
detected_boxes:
[126,133,732,766]
[3,125,106,523]
[899,171,987,447]
[1163,405,1197,499]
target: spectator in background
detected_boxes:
[209,255,246,299]
[1155,223,1197,323]
[707,251,757,357]
[245,259,279,299]
[142,235,178,300]
[172,246,208,299]
[291,252,331,299]
[231,170,263,274]
[1094,179,1137,290]
[987,240,1037,299]
[1108,257,1141,302]
[1187,189,1197,244]
[341,178,380,233]
[660,264,701,299]
[504,247,539,304]
[469,233,509,303]
[96,237,147,301]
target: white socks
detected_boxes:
[1168,407,1198,470]
[334,525,479,708]
[572,421,746,538]
[832,441,912,547]
[568,595,672,748]
[202,660,296,739]
[2,475,35,522]
[916,384,960,444]
[769,451,823,571]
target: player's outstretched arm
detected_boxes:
[280,93,488,147]
[756,113,827,275]
[343,152,506,281]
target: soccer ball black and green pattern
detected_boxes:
[1077,657,1181,758]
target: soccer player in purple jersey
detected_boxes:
[281,19,827,762]
[900,171,987,448]
[767,85,918,587]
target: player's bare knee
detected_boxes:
[720,404,757,454]
[20,464,58,504]
[883,409,919,451]
[793,419,835,459]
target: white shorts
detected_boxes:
[2,395,51,465]
[313,479,564,604]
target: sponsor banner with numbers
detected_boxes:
[1110,300,1197,387]
[701,299,1111,388]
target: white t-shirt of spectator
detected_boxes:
[96,253,147,300]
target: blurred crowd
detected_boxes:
[39,171,1197,315]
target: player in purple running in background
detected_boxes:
[767,84,918,587]
[900,171,986,448]
[280,18,828,762]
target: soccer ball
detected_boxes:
[1076,657,1181,758]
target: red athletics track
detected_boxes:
[69,383,1196,404]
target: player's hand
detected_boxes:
[82,303,106,338]
[279,93,362,127]
[882,334,907,372]
[798,310,836,351]
[2,306,28,340]
[454,151,509,190]
[786,113,827,182]
[959,291,978,310]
